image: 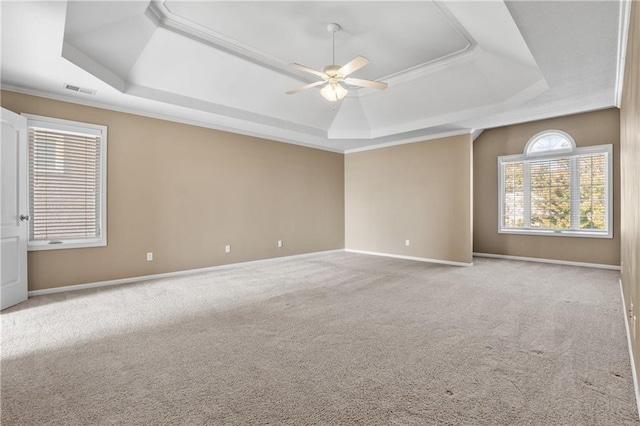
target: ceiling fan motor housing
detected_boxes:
[323,65,342,78]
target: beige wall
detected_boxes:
[473,108,621,266]
[345,134,473,264]
[621,1,640,389]
[1,90,345,291]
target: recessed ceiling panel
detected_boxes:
[162,1,471,81]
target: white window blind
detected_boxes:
[578,154,607,230]
[498,132,612,238]
[26,115,107,250]
[529,157,571,229]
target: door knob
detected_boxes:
[20,214,29,221]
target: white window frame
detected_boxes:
[498,132,613,239]
[23,114,107,251]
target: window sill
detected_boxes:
[498,229,612,239]
[28,239,107,251]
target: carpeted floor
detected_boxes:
[1,252,637,425]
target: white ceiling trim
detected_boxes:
[145,1,314,85]
[372,0,476,84]
[363,96,530,140]
[344,129,471,154]
[1,85,345,153]
[356,44,482,98]
[146,0,479,94]
[471,129,484,141]
[2,82,486,153]
[125,83,327,137]
[458,93,616,133]
[615,0,632,108]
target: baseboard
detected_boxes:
[472,252,620,271]
[27,249,345,297]
[345,249,473,267]
[619,279,640,419]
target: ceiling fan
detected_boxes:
[286,23,388,102]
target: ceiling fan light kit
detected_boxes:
[286,23,388,102]
[321,83,348,101]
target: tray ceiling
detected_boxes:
[0,1,627,152]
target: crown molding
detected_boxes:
[2,85,486,154]
[366,0,478,89]
[356,44,481,98]
[458,88,616,133]
[125,83,327,139]
[145,0,478,96]
[0,85,345,153]
[145,1,316,85]
[471,129,484,141]
[344,129,472,154]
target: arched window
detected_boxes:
[524,130,575,156]
[498,130,612,238]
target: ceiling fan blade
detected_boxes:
[338,56,369,76]
[286,80,326,95]
[290,63,328,79]
[344,77,388,90]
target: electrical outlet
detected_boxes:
[277,240,283,248]
[225,245,231,253]
[146,252,153,261]
[405,239,410,247]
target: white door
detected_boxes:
[1,108,28,310]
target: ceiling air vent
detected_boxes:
[64,83,96,95]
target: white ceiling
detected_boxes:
[0,1,628,153]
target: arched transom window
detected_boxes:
[498,130,612,238]
[525,130,575,155]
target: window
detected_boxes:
[498,130,612,238]
[25,115,107,250]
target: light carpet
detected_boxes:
[1,252,637,425]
